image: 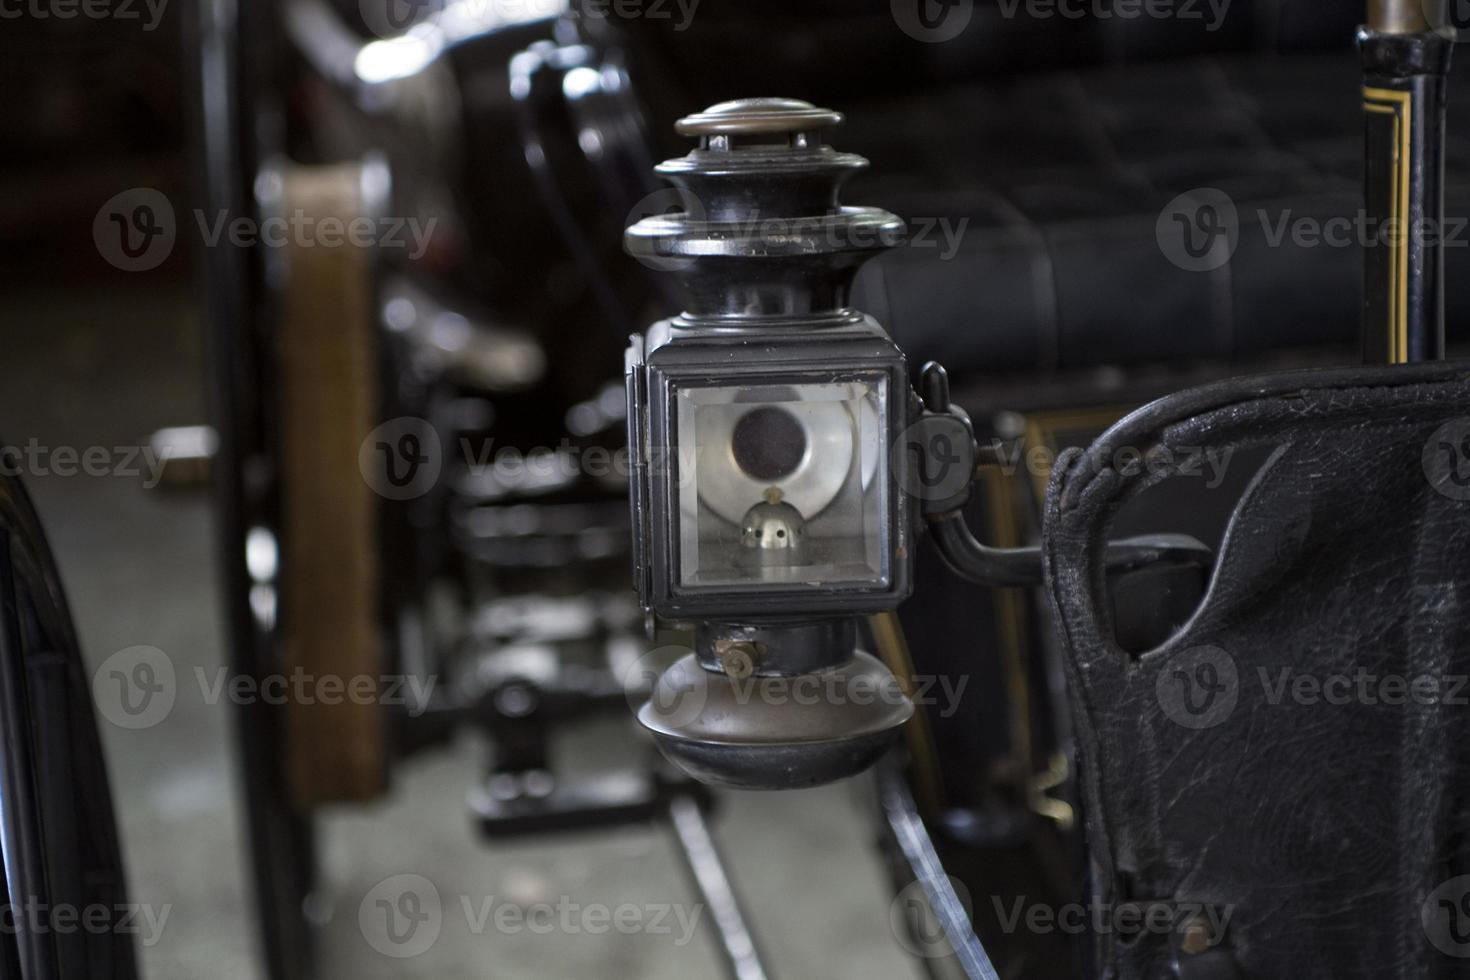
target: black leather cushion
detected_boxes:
[619,0,1453,376]
[628,0,1364,100]
[847,52,1470,375]
[620,0,1463,375]
[1041,361,1470,977]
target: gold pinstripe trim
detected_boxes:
[869,611,945,816]
[1022,405,1132,500]
[978,464,1032,776]
[1364,86,1412,364]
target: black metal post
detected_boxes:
[188,2,318,978]
[1359,1,1454,363]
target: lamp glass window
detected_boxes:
[673,377,888,590]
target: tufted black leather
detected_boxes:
[1042,361,1470,976]
[617,0,1470,375]
[845,53,1470,375]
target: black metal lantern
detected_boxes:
[623,99,918,790]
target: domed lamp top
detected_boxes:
[674,98,844,137]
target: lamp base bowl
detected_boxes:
[637,650,914,790]
[647,728,905,791]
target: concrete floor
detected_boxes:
[0,283,924,980]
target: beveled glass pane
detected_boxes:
[674,378,888,590]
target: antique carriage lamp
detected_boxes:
[622,99,920,789]
[623,99,1214,790]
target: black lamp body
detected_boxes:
[628,317,914,622]
[622,99,919,790]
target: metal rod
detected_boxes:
[1360,6,1453,362]
[877,766,1001,980]
[667,796,772,980]
[928,511,1211,588]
